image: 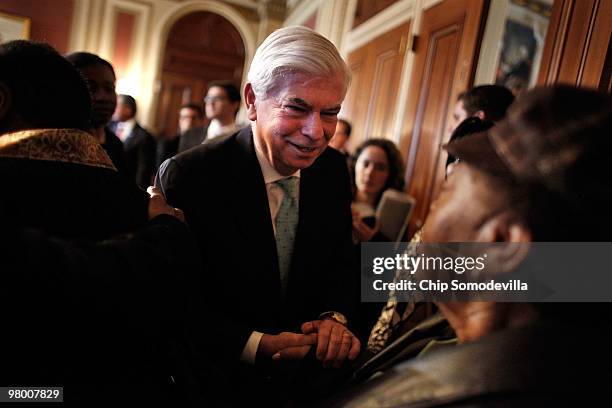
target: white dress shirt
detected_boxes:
[115,118,136,142]
[206,120,240,141]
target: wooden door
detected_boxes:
[400,0,487,235]
[343,42,371,153]
[342,21,411,152]
[537,0,612,92]
[155,11,245,138]
[156,73,207,140]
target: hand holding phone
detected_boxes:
[361,215,377,228]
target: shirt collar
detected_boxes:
[119,118,136,133]
[253,128,300,184]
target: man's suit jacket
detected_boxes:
[178,125,208,153]
[156,127,357,400]
[111,121,156,188]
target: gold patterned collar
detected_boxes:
[0,128,116,171]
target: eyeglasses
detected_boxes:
[204,96,227,103]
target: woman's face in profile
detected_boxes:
[355,145,390,196]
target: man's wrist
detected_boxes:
[318,311,348,326]
[241,331,263,364]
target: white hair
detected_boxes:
[247,26,350,99]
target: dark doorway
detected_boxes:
[155,11,245,138]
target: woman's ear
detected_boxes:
[244,83,257,121]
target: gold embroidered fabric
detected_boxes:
[0,128,116,171]
[367,229,423,353]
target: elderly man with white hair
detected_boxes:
[156,26,360,404]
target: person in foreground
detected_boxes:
[327,85,612,407]
[157,26,360,405]
[0,40,148,240]
[1,40,205,404]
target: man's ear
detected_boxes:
[477,213,531,243]
[477,214,532,274]
[474,110,486,121]
[244,82,257,121]
[0,81,12,123]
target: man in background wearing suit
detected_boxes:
[111,94,156,188]
[178,81,243,152]
[328,118,352,158]
[157,26,360,405]
[155,103,204,171]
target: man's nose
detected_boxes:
[91,89,104,101]
[302,113,324,141]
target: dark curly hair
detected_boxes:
[0,41,92,131]
[351,138,405,205]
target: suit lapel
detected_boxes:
[290,164,322,285]
[123,125,140,149]
[229,128,281,296]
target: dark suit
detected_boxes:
[102,127,128,176]
[111,121,157,188]
[178,125,208,153]
[156,127,357,404]
[0,128,203,403]
[327,316,612,407]
[0,215,203,404]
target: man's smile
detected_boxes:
[287,141,318,153]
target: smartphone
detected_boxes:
[361,215,376,228]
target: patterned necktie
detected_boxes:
[274,176,299,300]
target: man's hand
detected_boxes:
[147,186,185,222]
[301,319,361,368]
[257,332,317,361]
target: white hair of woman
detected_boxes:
[247,26,351,99]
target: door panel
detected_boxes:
[538,0,612,90]
[400,0,486,234]
[343,46,373,153]
[343,22,411,152]
[156,73,206,139]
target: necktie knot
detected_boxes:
[275,176,299,201]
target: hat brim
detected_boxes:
[444,130,513,178]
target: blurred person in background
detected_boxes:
[329,118,352,158]
[178,80,242,152]
[351,138,405,243]
[156,103,204,169]
[446,84,514,140]
[110,94,156,188]
[349,138,405,341]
